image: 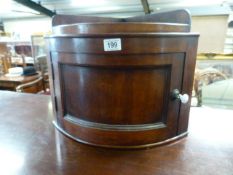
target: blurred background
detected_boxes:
[0,0,233,109]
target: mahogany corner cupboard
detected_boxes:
[46,10,199,148]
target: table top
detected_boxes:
[0,90,233,175]
[0,72,41,83]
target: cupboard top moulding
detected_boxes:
[46,9,199,149]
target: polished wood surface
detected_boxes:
[46,10,199,148]
[52,14,120,26]
[52,22,190,35]
[0,72,41,91]
[0,91,232,175]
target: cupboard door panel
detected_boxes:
[62,65,171,125]
[51,52,184,145]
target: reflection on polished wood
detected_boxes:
[0,91,232,175]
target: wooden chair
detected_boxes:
[0,44,28,73]
[0,43,11,73]
[36,55,49,92]
[193,68,227,106]
[0,53,12,73]
[14,45,32,67]
[16,76,44,93]
[0,43,8,53]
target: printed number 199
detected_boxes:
[108,42,117,49]
[104,39,121,51]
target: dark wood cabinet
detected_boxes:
[46,10,199,148]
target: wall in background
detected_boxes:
[3,17,51,41]
[2,15,229,54]
[191,15,229,53]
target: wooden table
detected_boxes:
[0,91,233,175]
[0,72,41,91]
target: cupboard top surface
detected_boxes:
[52,22,190,35]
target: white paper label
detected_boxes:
[103,38,122,51]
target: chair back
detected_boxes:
[0,53,12,73]
[0,43,11,73]
[16,76,44,93]
[36,55,48,73]
[36,55,50,92]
